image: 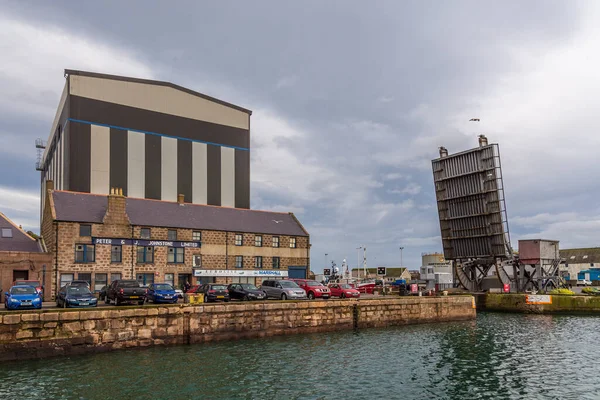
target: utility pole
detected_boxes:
[363,247,367,278]
[325,253,328,272]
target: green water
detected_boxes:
[1,312,599,399]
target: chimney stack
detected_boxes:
[103,187,130,226]
[439,146,448,158]
[177,194,185,205]
[478,135,488,147]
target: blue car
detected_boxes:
[56,285,98,308]
[4,285,43,310]
[145,283,178,304]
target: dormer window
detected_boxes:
[583,255,589,259]
[1,228,12,238]
[570,256,576,260]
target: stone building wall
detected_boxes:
[0,297,475,361]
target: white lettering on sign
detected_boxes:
[193,269,290,277]
[96,239,113,244]
[526,295,552,305]
[148,241,174,247]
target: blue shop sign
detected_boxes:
[92,237,201,248]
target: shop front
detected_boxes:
[193,269,289,285]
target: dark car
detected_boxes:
[56,285,98,308]
[105,280,147,306]
[145,283,178,304]
[188,283,230,303]
[227,283,267,301]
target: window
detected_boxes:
[235,256,243,268]
[272,236,279,248]
[583,255,589,259]
[193,255,202,267]
[289,237,297,248]
[137,273,154,287]
[137,246,154,263]
[168,247,184,263]
[231,276,256,285]
[255,256,263,269]
[235,234,243,246]
[165,273,174,287]
[273,257,280,269]
[78,273,92,287]
[168,230,177,241]
[94,273,107,292]
[140,228,151,239]
[110,273,121,282]
[79,224,91,237]
[193,231,202,241]
[111,245,122,263]
[1,228,12,238]
[60,273,74,288]
[255,235,263,247]
[75,244,95,263]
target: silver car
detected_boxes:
[261,280,307,300]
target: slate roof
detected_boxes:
[51,191,308,237]
[0,212,43,252]
[560,248,600,264]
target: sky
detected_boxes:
[1,1,599,272]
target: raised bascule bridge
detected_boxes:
[431,135,565,292]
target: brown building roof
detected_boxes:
[560,248,600,264]
[50,191,308,237]
[0,212,43,252]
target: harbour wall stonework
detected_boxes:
[0,297,475,361]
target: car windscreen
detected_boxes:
[154,284,173,291]
[17,281,40,286]
[240,284,258,290]
[67,287,92,295]
[11,286,36,295]
[119,281,141,288]
[340,284,352,289]
[280,281,299,288]
[211,285,227,290]
[306,281,322,286]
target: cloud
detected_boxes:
[275,75,299,89]
[382,172,404,181]
[378,96,394,103]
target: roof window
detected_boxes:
[583,255,588,259]
[1,228,12,238]
[570,256,576,260]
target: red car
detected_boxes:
[14,280,43,296]
[290,279,330,300]
[328,283,360,299]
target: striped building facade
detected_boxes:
[40,70,251,218]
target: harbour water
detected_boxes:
[1,312,599,399]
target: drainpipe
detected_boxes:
[54,221,58,300]
[131,225,135,279]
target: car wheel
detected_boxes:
[138,300,144,306]
[308,292,315,300]
[340,292,345,299]
[63,299,67,308]
[281,293,287,300]
[224,299,230,303]
[116,297,121,306]
[243,295,250,301]
[105,296,110,305]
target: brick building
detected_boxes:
[42,182,310,298]
[0,212,52,301]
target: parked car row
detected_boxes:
[3,278,362,310]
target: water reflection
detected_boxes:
[1,313,600,399]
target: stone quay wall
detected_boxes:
[0,297,475,361]
[480,293,600,314]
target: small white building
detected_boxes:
[420,252,453,290]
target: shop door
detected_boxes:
[13,270,28,282]
[178,274,192,289]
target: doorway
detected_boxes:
[13,270,28,282]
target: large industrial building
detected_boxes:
[37,70,309,298]
[38,69,251,214]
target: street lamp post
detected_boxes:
[356,247,362,280]
[325,253,328,273]
[399,247,404,268]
